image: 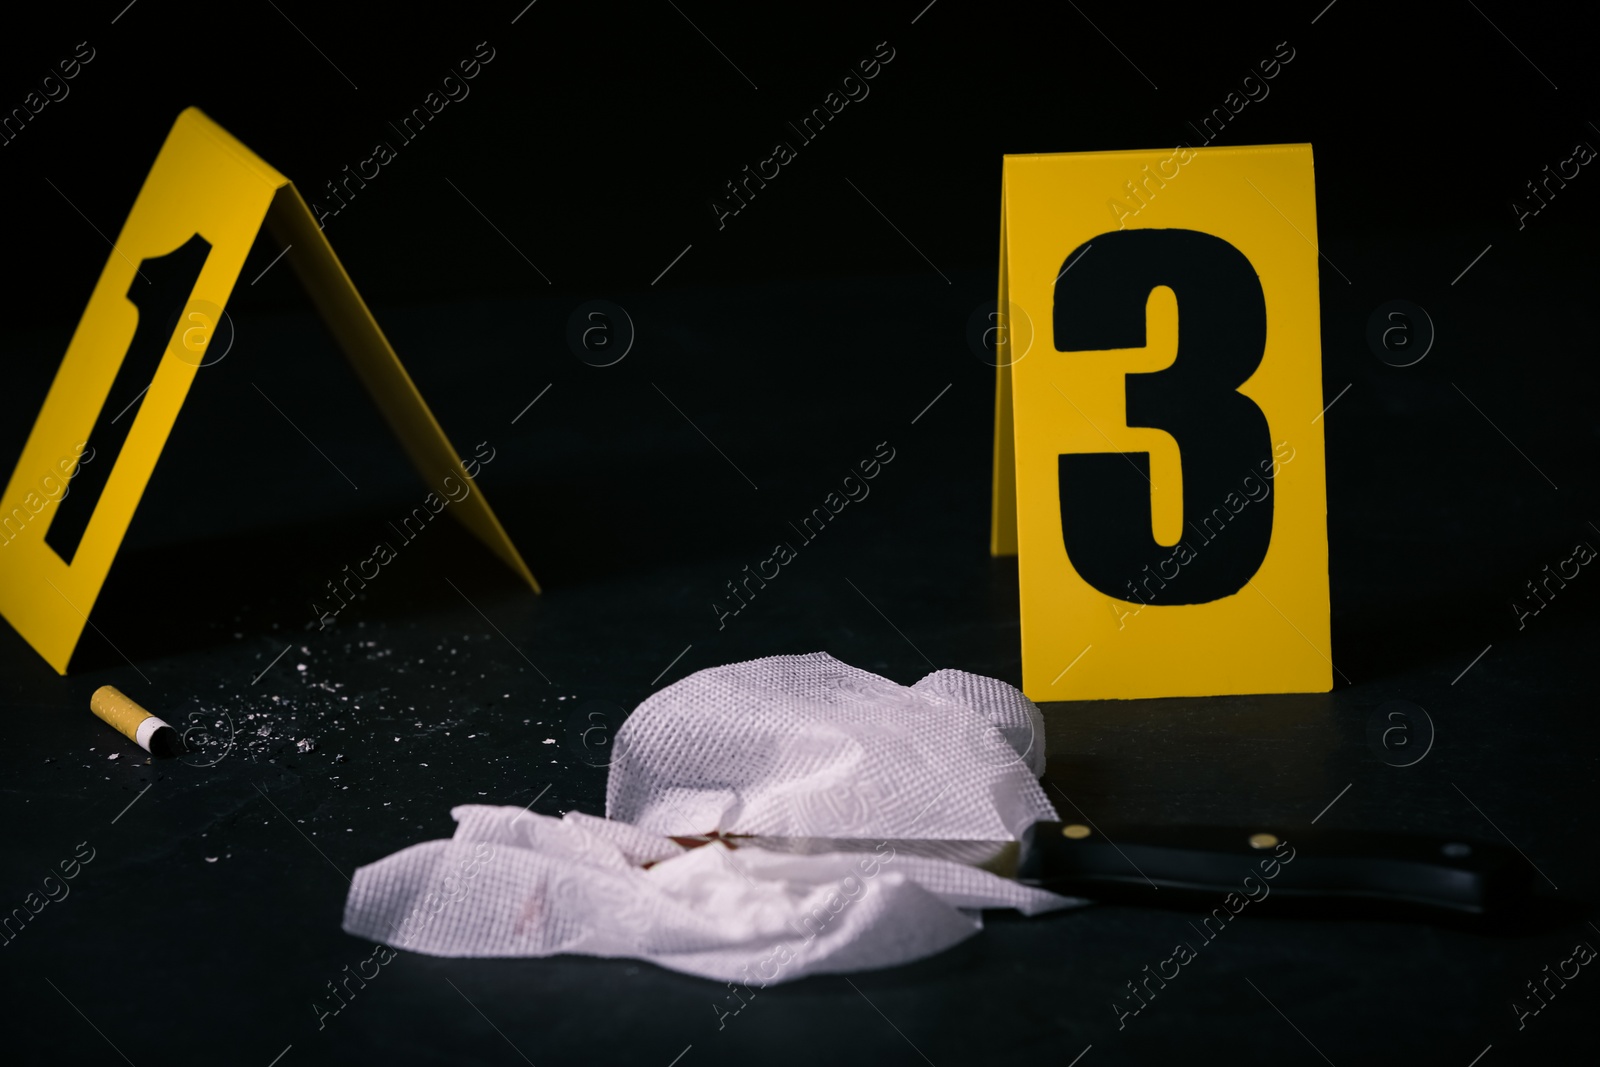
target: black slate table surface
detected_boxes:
[2,257,1595,1067]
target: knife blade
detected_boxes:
[680,822,1537,923]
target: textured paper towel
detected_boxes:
[342,653,1081,983]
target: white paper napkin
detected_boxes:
[342,653,1082,983]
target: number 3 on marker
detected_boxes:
[1053,229,1273,605]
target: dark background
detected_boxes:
[1,2,1596,1064]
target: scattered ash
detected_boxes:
[71,618,605,861]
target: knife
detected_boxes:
[674,822,1538,925]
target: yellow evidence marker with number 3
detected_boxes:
[991,144,1332,702]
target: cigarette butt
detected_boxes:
[90,686,179,757]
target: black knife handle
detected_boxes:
[1015,822,1534,922]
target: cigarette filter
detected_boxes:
[90,686,178,756]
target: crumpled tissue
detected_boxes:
[341,652,1082,983]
